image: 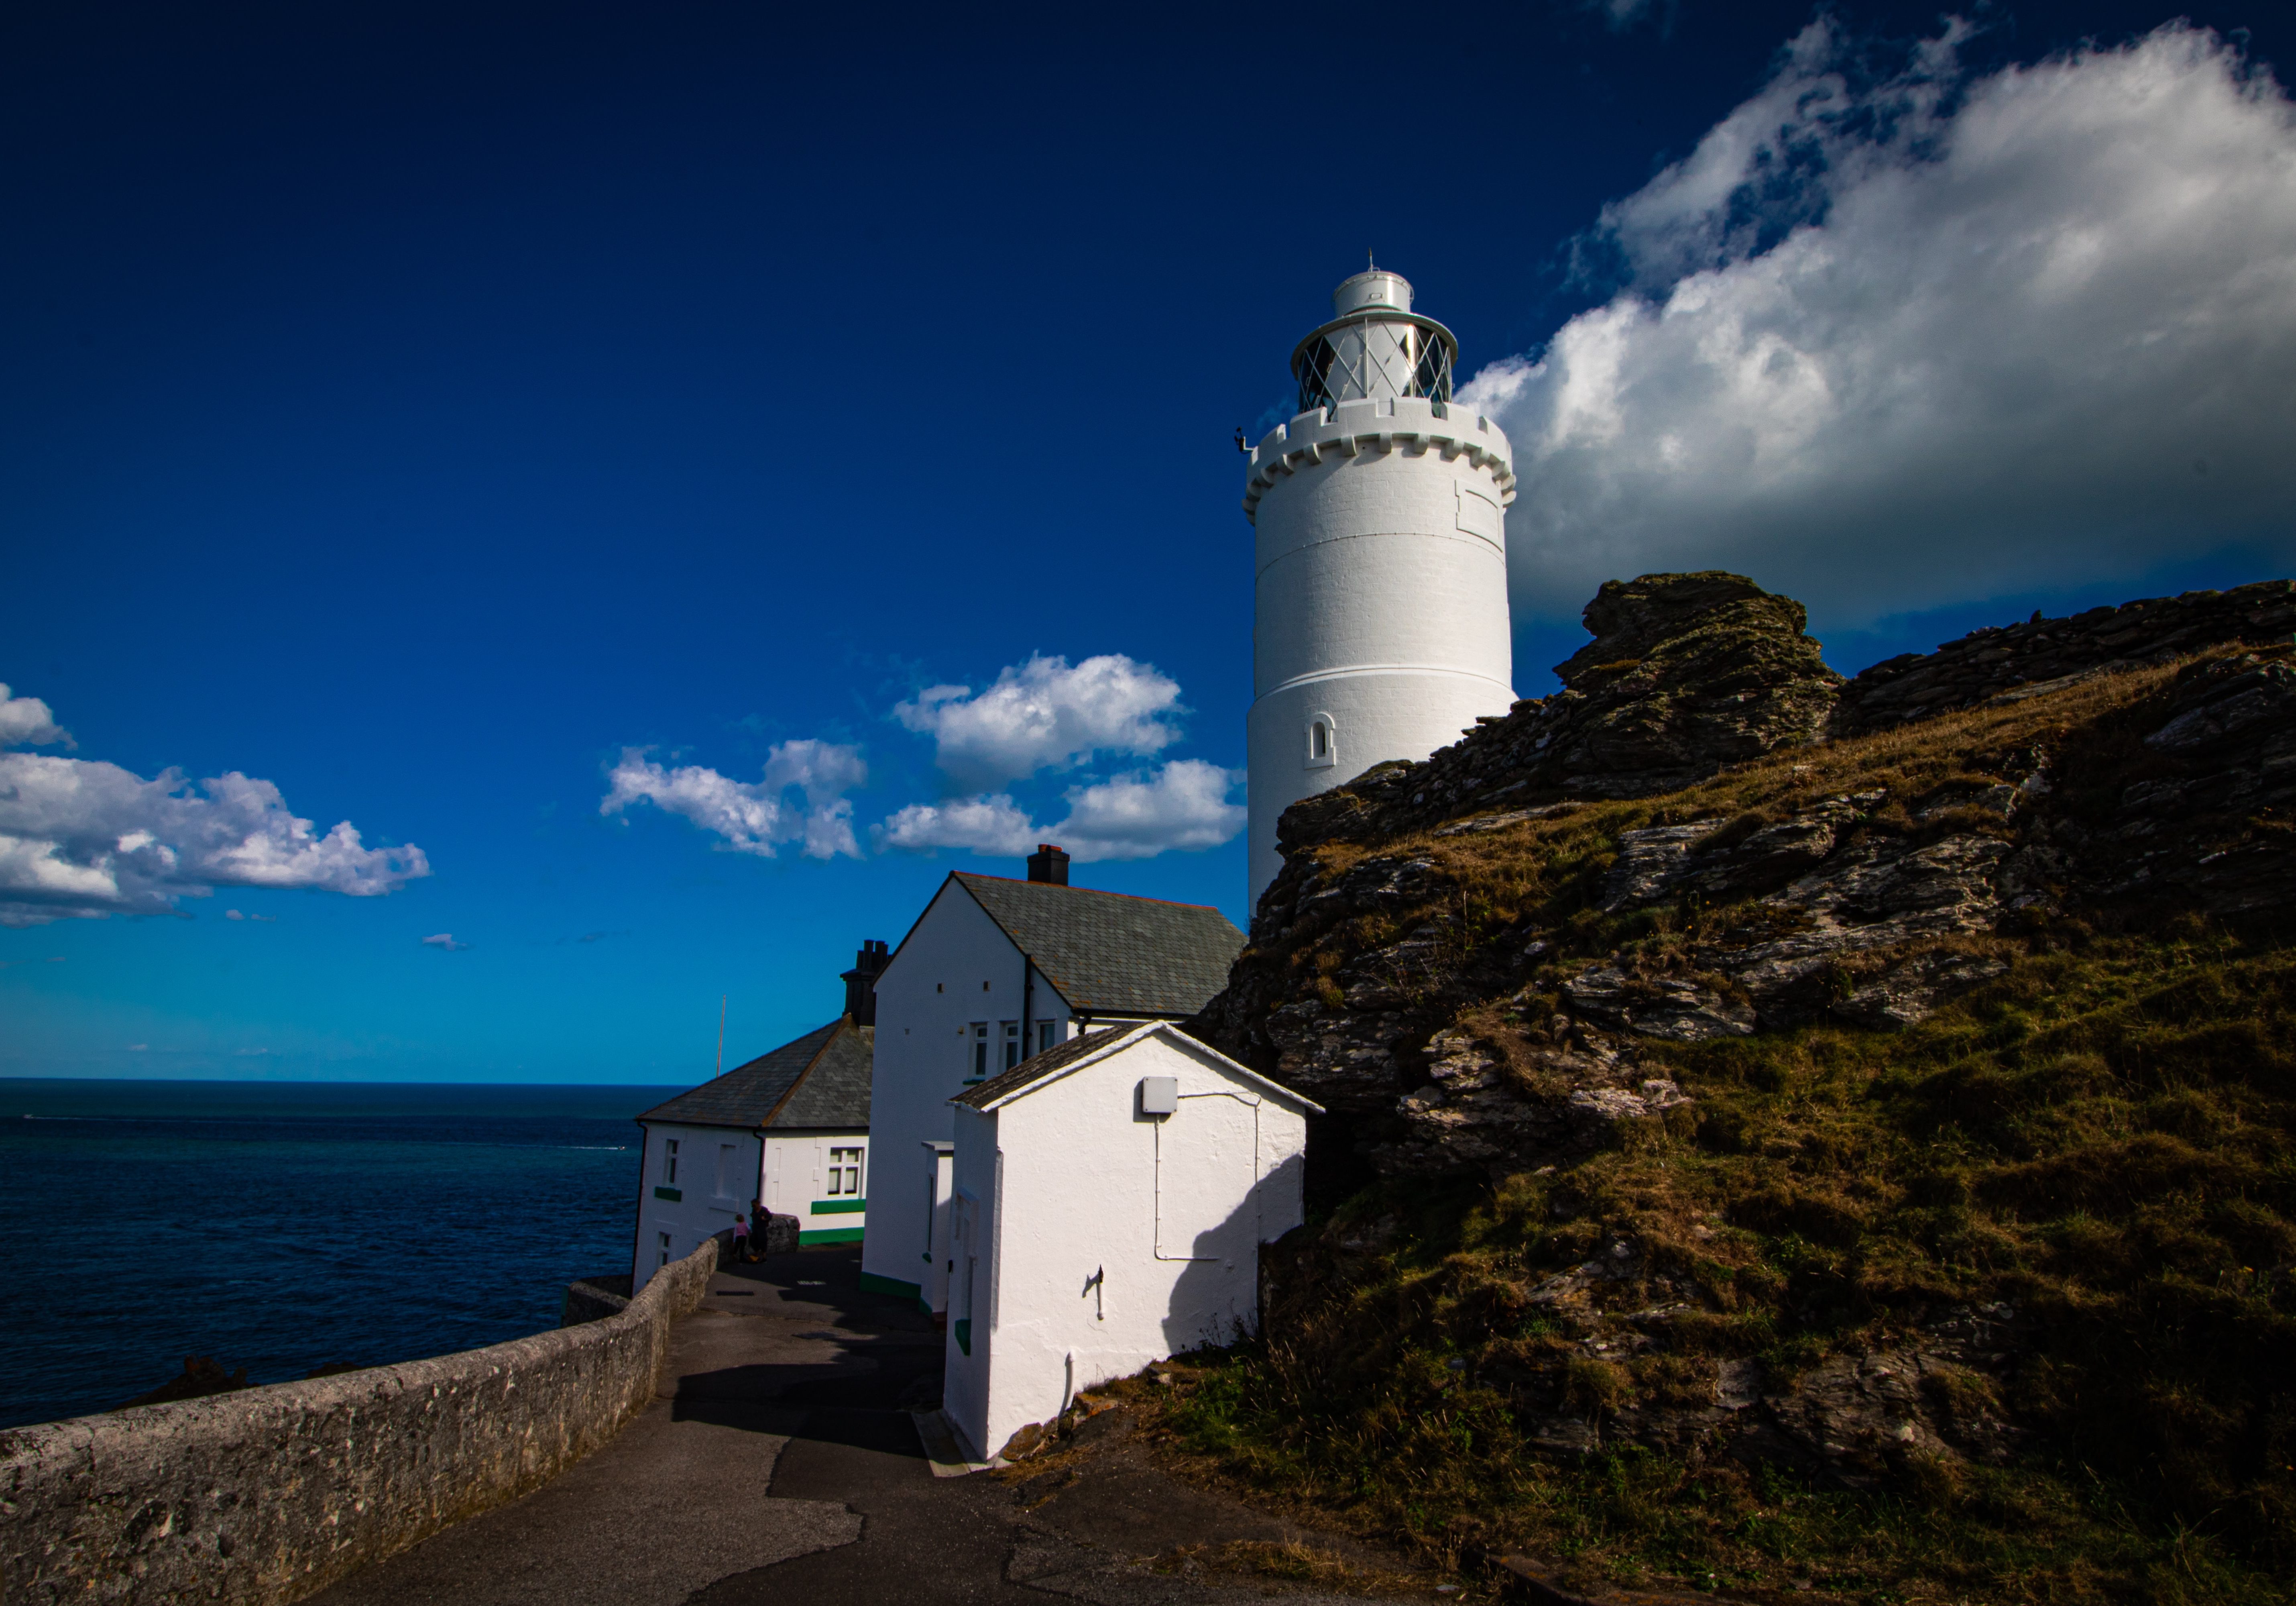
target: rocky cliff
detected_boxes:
[1830,578,2296,737]
[1176,575,2296,1604]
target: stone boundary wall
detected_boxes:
[561,1275,632,1327]
[0,1231,728,1606]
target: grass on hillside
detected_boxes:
[1157,661,2296,1606]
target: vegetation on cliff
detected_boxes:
[1177,578,2296,1606]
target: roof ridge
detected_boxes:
[951,870,1227,913]
[756,1015,852,1131]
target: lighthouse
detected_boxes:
[1242,267,1517,906]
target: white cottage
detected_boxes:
[629,942,885,1290]
[860,845,1247,1315]
[938,1021,1320,1463]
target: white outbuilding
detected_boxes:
[938,1021,1321,1464]
[860,844,1246,1316]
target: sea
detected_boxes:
[0,1078,680,1432]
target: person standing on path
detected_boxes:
[731,1210,751,1262]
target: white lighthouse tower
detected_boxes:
[1242,267,1517,906]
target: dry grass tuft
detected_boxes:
[1152,1540,1443,1597]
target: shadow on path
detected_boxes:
[315,1246,1429,1606]
[306,1245,928,1606]
[691,1252,1431,1606]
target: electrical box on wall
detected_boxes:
[1138,1076,1178,1116]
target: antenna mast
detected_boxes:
[716,995,727,1076]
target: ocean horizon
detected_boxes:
[0,1077,686,1431]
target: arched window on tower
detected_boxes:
[1306,714,1338,770]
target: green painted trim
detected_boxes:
[653,1186,682,1202]
[799,1226,865,1245]
[859,1271,921,1301]
[809,1198,866,1215]
[954,1317,971,1356]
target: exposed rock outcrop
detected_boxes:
[1205,575,2296,1179]
[1188,574,2296,1577]
[1830,578,2296,736]
[1264,572,1842,893]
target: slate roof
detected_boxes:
[636,1018,872,1132]
[948,874,1245,1019]
[768,1021,874,1129]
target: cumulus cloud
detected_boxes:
[1056,760,1249,860]
[877,793,1038,858]
[0,685,71,748]
[421,933,470,951]
[877,759,1244,863]
[634,657,1229,869]
[600,739,866,859]
[1463,21,2296,623]
[894,654,1183,789]
[222,909,277,923]
[0,694,430,927]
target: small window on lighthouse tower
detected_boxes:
[1306,714,1338,770]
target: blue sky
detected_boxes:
[6,0,2294,1082]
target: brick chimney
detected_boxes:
[1026,843,1071,886]
[841,939,889,1025]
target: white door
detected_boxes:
[1155,1092,1260,1265]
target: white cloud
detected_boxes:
[875,760,1244,864]
[0,714,430,928]
[0,685,70,748]
[644,659,1229,870]
[876,793,1038,858]
[1054,760,1248,861]
[894,654,1183,789]
[1465,21,2296,623]
[600,739,866,860]
[421,933,470,952]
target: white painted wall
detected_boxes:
[1243,391,1518,907]
[942,1030,1311,1463]
[761,1130,871,1245]
[629,1122,759,1291]
[861,880,1074,1311]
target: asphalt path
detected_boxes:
[315,1247,1421,1606]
